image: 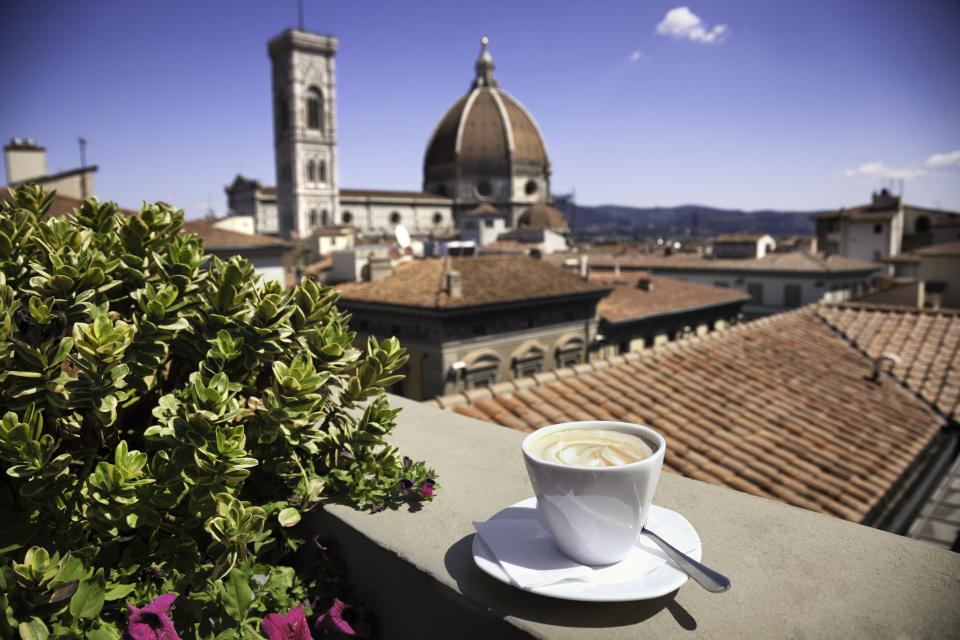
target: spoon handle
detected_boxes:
[642,528,731,593]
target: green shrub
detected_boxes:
[0,185,435,639]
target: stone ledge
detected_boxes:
[310,395,960,639]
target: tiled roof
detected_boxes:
[817,303,960,421]
[1,190,138,219]
[427,305,947,522]
[593,273,750,323]
[335,255,609,309]
[546,251,879,273]
[181,219,290,249]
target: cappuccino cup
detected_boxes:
[522,421,666,566]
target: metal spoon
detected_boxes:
[642,527,731,592]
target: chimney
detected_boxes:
[447,270,462,298]
[637,277,653,291]
[367,256,392,281]
[579,254,588,279]
[5,137,48,185]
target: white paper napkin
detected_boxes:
[473,510,700,589]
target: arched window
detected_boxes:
[462,351,501,389]
[306,86,323,131]
[319,160,327,183]
[433,212,443,225]
[321,210,329,226]
[389,211,401,224]
[342,211,353,224]
[309,209,318,228]
[307,160,316,183]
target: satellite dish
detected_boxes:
[394,223,411,249]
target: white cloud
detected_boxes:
[843,162,925,180]
[656,7,729,44]
[924,150,960,170]
[629,50,646,62]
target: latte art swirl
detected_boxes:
[529,428,654,467]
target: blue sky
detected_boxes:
[3,0,959,218]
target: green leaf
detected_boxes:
[277,507,301,528]
[69,569,105,619]
[221,567,253,622]
[103,582,136,601]
[19,618,49,640]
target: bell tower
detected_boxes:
[268,29,339,238]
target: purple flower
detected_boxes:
[124,593,181,640]
[398,478,413,495]
[262,604,314,640]
[315,598,356,637]
[421,479,435,498]
[313,534,329,552]
[370,503,385,513]
[402,456,411,470]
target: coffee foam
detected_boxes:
[529,428,654,467]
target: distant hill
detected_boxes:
[558,203,819,240]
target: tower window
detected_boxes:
[433,212,443,225]
[319,160,327,183]
[389,211,401,224]
[307,160,316,183]
[342,211,353,224]
[309,209,318,228]
[321,210,329,226]
[306,86,324,131]
[915,216,930,232]
[525,180,538,195]
[477,181,493,197]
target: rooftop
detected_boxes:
[546,251,879,274]
[591,273,750,324]
[181,219,290,250]
[426,304,954,524]
[1,190,136,219]
[335,255,609,310]
[818,303,960,421]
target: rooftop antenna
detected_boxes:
[78,137,88,199]
[297,0,304,30]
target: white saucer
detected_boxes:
[472,497,702,602]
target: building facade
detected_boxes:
[334,255,609,399]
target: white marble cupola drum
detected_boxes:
[423,37,552,228]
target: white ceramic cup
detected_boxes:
[522,421,666,566]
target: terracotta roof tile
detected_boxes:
[593,273,749,323]
[817,303,960,419]
[181,220,290,249]
[548,250,879,274]
[433,305,947,523]
[336,255,608,309]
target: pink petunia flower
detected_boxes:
[420,479,435,498]
[124,593,181,640]
[315,598,356,637]
[262,603,314,640]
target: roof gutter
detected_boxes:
[601,296,750,326]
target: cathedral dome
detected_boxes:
[517,202,568,230]
[423,38,550,221]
